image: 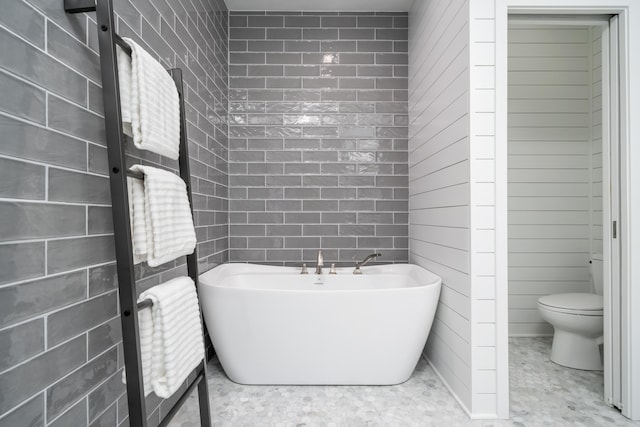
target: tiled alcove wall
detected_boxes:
[0,0,228,426]
[228,12,409,266]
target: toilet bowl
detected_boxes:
[537,255,604,371]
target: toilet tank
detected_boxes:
[591,254,604,295]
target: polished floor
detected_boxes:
[170,338,640,426]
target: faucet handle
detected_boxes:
[300,263,308,274]
[329,263,337,274]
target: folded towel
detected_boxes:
[123,277,205,398]
[136,300,154,396]
[117,45,133,137]
[120,297,153,396]
[127,176,148,265]
[117,38,180,159]
[127,165,196,267]
[143,277,205,398]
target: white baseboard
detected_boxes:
[424,354,503,419]
[469,412,501,419]
[423,354,474,419]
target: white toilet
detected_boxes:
[537,254,604,370]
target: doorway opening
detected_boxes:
[505,13,625,417]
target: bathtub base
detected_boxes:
[225,370,416,386]
[219,331,422,386]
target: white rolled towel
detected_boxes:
[143,277,205,398]
[127,165,196,267]
[117,37,180,159]
[123,276,205,398]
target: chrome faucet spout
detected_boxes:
[315,250,324,274]
[353,253,382,274]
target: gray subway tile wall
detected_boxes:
[0,318,44,373]
[229,11,409,266]
[0,1,228,427]
[0,4,411,426]
[48,398,87,427]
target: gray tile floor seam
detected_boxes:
[170,337,640,426]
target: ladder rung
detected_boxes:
[137,299,153,310]
[127,170,144,180]
[114,33,132,56]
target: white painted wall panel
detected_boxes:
[411,119,468,166]
[409,0,472,412]
[591,29,604,256]
[507,26,594,337]
[468,0,501,400]
[410,160,469,195]
[410,224,469,250]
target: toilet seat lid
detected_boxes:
[538,293,603,314]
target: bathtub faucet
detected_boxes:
[353,253,382,274]
[315,250,324,274]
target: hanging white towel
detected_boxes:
[123,277,204,398]
[127,176,148,265]
[122,300,154,396]
[143,277,205,398]
[117,37,180,159]
[120,297,153,396]
[127,165,196,267]
[116,45,133,137]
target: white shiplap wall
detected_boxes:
[507,25,595,336]
[408,0,472,412]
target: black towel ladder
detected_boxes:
[64,1,212,426]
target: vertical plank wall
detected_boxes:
[469,0,501,415]
[507,25,600,336]
[408,0,472,411]
[591,28,603,257]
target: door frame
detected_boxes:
[494,0,640,420]
[506,11,615,398]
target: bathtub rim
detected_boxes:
[198,262,442,293]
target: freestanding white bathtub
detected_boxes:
[198,263,442,385]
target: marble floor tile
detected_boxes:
[169,337,640,426]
